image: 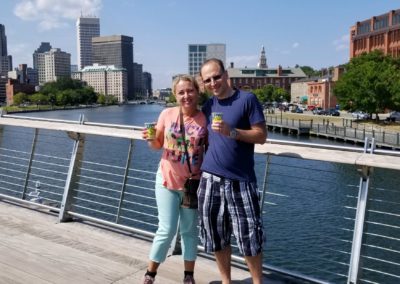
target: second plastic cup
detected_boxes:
[212,112,223,123]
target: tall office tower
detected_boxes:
[143,71,152,99]
[0,24,12,103]
[76,16,100,70]
[92,35,134,100]
[44,48,71,83]
[188,43,226,76]
[33,42,52,85]
[133,62,143,99]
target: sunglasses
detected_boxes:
[203,73,223,85]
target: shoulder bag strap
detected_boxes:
[180,108,193,176]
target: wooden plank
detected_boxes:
[0,201,260,284]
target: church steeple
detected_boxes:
[257,45,267,68]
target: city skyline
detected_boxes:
[0,0,398,89]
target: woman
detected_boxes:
[141,75,207,284]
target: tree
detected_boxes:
[30,93,48,106]
[12,92,28,106]
[333,50,400,117]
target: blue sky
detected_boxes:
[0,0,398,89]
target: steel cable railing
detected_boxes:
[1,116,400,283]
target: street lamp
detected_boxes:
[280,95,283,124]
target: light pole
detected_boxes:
[280,95,283,124]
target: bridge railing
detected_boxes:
[1,114,400,284]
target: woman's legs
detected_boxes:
[180,206,199,269]
[148,171,181,266]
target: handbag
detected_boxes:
[180,108,199,209]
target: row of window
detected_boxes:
[358,13,400,35]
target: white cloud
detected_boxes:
[292,42,299,49]
[13,0,102,31]
[333,34,349,51]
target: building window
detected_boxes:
[374,16,389,30]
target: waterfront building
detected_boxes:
[92,35,134,100]
[44,48,71,83]
[8,64,37,86]
[153,88,172,100]
[228,63,306,93]
[72,63,127,103]
[76,16,100,70]
[0,24,12,103]
[290,77,317,104]
[350,9,400,59]
[33,42,52,85]
[5,78,35,106]
[143,71,152,99]
[188,43,226,76]
[291,66,343,108]
[133,62,144,99]
[227,46,306,93]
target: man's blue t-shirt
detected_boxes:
[201,90,265,182]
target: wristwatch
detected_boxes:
[229,128,238,139]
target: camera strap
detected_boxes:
[179,108,193,177]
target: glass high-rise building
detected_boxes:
[76,16,100,70]
[0,24,12,103]
[188,43,226,76]
[92,35,134,100]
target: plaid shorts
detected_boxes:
[198,172,264,256]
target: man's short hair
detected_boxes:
[200,58,225,77]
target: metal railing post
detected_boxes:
[21,128,39,200]
[59,115,86,222]
[260,154,271,212]
[115,139,134,223]
[347,137,374,284]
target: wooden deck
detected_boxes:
[0,200,299,284]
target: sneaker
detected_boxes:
[142,275,155,284]
[183,275,195,284]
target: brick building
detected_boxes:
[350,9,400,59]
[6,78,35,106]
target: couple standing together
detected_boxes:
[142,58,267,284]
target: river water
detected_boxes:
[13,104,400,284]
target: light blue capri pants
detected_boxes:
[149,169,199,263]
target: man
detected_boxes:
[198,58,267,284]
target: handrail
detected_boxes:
[1,114,400,283]
[2,115,400,170]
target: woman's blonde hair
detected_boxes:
[172,74,200,96]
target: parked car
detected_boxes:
[352,111,370,120]
[307,105,316,111]
[313,107,328,115]
[386,111,400,122]
[328,109,340,116]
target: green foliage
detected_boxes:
[12,92,28,106]
[252,84,289,103]
[198,91,211,105]
[34,77,98,107]
[30,93,48,105]
[333,50,400,114]
[97,94,118,105]
[168,94,176,104]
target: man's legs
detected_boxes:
[215,245,232,284]
[245,253,263,284]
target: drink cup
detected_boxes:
[144,122,156,140]
[212,112,223,123]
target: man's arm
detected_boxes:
[232,122,267,144]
